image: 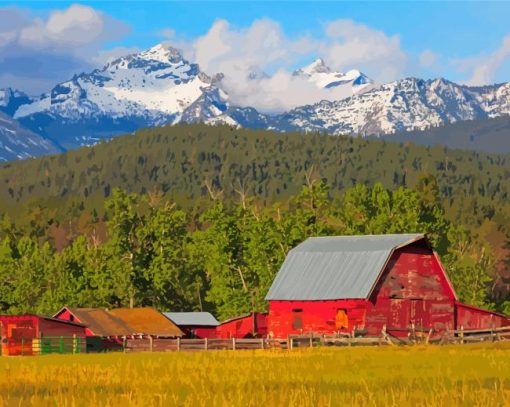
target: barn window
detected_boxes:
[336,309,349,330]
[292,309,303,330]
[69,315,74,322]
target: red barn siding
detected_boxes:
[216,313,267,338]
[455,302,510,330]
[0,315,86,356]
[268,245,457,339]
[179,326,217,339]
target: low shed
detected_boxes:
[216,312,268,338]
[163,312,219,338]
[0,315,86,356]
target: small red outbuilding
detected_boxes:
[163,312,219,339]
[0,314,87,356]
[216,312,267,338]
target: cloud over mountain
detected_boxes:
[0,4,130,93]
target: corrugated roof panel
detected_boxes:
[163,312,219,327]
[265,234,424,300]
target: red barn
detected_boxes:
[163,312,219,338]
[0,315,86,356]
[265,234,509,339]
[216,312,267,338]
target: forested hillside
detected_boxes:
[0,124,509,226]
[0,124,509,317]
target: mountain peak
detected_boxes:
[300,58,331,75]
[140,43,185,64]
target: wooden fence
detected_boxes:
[123,326,510,353]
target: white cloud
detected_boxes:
[321,20,407,83]
[159,28,176,39]
[0,4,130,93]
[453,35,510,86]
[418,50,438,69]
[184,18,408,112]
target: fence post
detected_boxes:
[288,335,293,350]
[309,332,313,348]
[232,337,236,351]
[460,325,464,344]
[205,337,208,351]
[177,337,181,352]
[149,336,154,352]
[21,338,24,356]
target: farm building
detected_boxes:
[216,312,268,338]
[163,312,219,338]
[0,315,87,356]
[54,307,183,351]
[265,234,509,339]
[109,308,183,337]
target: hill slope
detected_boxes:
[0,124,508,221]
[381,115,510,153]
[0,112,61,162]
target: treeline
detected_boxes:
[0,124,509,234]
[0,179,508,319]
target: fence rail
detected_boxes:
[5,326,510,356]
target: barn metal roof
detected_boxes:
[265,234,425,301]
[163,312,219,327]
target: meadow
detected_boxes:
[0,343,509,406]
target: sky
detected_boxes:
[1,1,509,107]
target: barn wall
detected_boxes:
[179,326,217,339]
[38,319,86,338]
[455,302,510,330]
[268,300,368,338]
[366,246,456,335]
[216,313,267,338]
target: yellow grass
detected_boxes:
[1,343,510,406]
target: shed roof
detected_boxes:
[63,308,133,336]
[265,233,426,301]
[163,312,219,327]
[109,308,183,337]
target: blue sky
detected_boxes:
[1,1,510,94]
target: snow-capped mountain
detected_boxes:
[14,44,230,149]
[270,77,510,135]
[0,88,32,117]
[0,112,60,162]
[3,43,510,161]
[293,58,373,94]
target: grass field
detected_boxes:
[1,343,509,406]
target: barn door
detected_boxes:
[292,309,303,331]
[335,309,349,330]
[410,299,425,329]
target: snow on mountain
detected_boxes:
[0,112,61,162]
[293,58,374,94]
[0,88,32,116]
[6,43,510,157]
[14,44,231,149]
[272,78,510,136]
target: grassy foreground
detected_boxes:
[1,343,509,406]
